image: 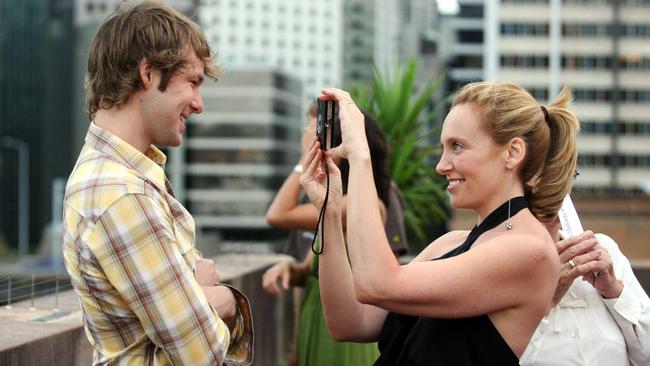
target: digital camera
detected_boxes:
[316,99,339,150]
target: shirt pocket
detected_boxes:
[172,218,197,269]
[164,194,197,268]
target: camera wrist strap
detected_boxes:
[310,162,329,255]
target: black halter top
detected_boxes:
[375,196,528,366]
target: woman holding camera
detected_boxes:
[263,106,393,366]
[300,82,580,365]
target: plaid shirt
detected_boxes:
[63,123,253,365]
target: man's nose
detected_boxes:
[191,92,204,114]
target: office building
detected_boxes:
[491,0,650,192]
[438,0,650,193]
[199,0,437,106]
[199,0,343,112]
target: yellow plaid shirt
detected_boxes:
[63,123,253,365]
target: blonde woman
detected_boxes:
[300,82,580,365]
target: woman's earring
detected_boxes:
[505,198,513,230]
[505,173,513,230]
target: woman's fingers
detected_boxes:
[556,230,595,254]
[558,237,599,264]
[567,249,601,275]
[303,141,322,177]
[281,270,290,290]
[320,87,352,102]
[262,272,280,296]
[557,231,597,260]
[324,155,341,176]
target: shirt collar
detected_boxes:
[86,122,168,189]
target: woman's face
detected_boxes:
[436,103,510,215]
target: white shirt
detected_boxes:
[520,234,650,366]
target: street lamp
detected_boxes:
[1,136,29,258]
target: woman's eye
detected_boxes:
[452,143,463,152]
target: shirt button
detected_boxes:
[571,332,578,339]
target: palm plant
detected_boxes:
[349,59,451,250]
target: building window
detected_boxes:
[562,23,611,38]
[501,22,549,36]
[574,88,612,102]
[500,55,548,68]
[528,87,549,100]
[458,30,483,43]
[580,121,613,134]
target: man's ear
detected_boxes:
[505,137,526,170]
[139,58,154,88]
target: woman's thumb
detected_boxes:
[325,155,341,175]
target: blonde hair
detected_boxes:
[85,1,220,119]
[453,82,579,223]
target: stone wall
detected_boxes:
[0,254,296,366]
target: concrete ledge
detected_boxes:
[0,253,295,366]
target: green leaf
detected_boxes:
[352,60,452,251]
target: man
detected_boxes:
[520,219,649,365]
[62,2,253,365]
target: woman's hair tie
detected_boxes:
[541,105,550,125]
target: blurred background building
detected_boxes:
[1,0,77,257]
[170,69,302,254]
[188,0,437,249]
[437,0,650,194]
[199,0,344,115]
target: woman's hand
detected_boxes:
[552,230,601,306]
[299,138,343,215]
[300,117,317,163]
[583,244,624,299]
[262,261,293,296]
[319,88,370,162]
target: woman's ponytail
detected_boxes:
[527,86,580,223]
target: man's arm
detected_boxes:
[87,193,252,366]
[597,234,650,366]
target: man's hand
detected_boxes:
[202,285,237,330]
[195,258,219,286]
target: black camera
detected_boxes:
[316,99,339,150]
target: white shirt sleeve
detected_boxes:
[597,233,650,366]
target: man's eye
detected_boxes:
[452,143,463,152]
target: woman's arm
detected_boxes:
[265,165,349,231]
[300,140,388,342]
[262,253,313,296]
[265,170,320,231]
[318,189,389,342]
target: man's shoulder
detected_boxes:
[64,150,157,216]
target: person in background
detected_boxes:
[262,107,394,366]
[300,82,580,365]
[520,220,650,366]
[61,2,253,365]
